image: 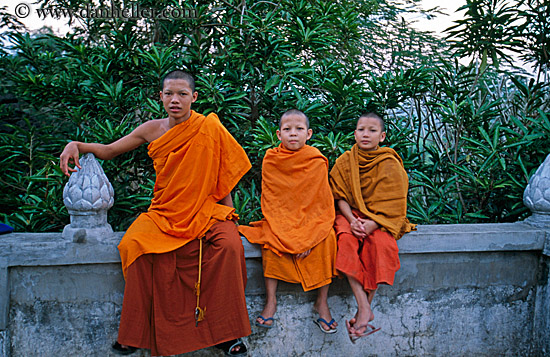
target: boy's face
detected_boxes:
[355,116,386,151]
[160,79,198,122]
[276,113,312,151]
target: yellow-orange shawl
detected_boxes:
[239,144,335,255]
[118,111,251,277]
[329,144,416,240]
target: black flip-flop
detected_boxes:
[215,338,248,356]
[112,341,137,355]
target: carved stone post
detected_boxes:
[62,153,114,243]
[524,153,550,229]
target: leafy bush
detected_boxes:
[0,0,548,231]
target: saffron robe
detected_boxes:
[118,111,252,276]
[117,221,250,356]
[329,144,415,240]
[239,144,336,291]
[116,111,252,355]
[329,145,416,290]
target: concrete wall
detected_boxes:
[0,222,548,356]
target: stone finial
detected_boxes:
[62,153,114,242]
[524,153,550,227]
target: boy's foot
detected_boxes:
[111,341,137,355]
[345,320,380,343]
[255,315,275,329]
[347,308,375,335]
[255,301,276,328]
[313,300,338,332]
[313,317,338,333]
[215,338,248,356]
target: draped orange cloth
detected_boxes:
[118,221,251,356]
[334,212,400,290]
[118,110,252,277]
[329,144,416,240]
[239,144,336,291]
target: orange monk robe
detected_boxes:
[329,144,416,291]
[329,144,416,240]
[118,110,252,277]
[239,144,337,291]
[116,111,252,355]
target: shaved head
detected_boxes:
[280,109,309,129]
[161,70,196,92]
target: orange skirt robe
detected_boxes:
[239,144,336,291]
[329,145,416,291]
[117,111,252,356]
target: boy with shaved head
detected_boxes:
[329,112,416,343]
[239,109,338,334]
[60,70,251,356]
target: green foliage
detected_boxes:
[0,0,548,232]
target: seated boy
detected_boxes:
[329,112,416,342]
[239,109,338,333]
[59,70,251,356]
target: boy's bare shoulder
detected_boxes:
[138,118,168,130]
[134,118,169,142]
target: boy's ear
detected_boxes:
[192,91,198,103]
[276,129,282,141]
[307,128,313,140]
[380,132,387,142]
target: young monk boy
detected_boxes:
[239,109,338,333]
[329,112,416,342]
[59,70,252,356]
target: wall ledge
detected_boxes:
[0,222,546,267]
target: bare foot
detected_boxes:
[313,300,338,331]
[256,300,277,327]
[348,307,374,336]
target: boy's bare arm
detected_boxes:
[337,199,355,223]
[59,121,156,176]
[218,194,234,208]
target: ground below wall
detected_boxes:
[0,223,548,356]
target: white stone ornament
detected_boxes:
[524,153,550,227]
[62,153,114,242]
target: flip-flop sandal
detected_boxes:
[111,341,138,355]
[346,320,380,343]
[255,315,275,329]
[215,338,248,356]
[313,318,338,334]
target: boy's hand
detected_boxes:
[360,219,379,236]
[295,249,311,259]
[59,142,81,177]
[350,217,367,239]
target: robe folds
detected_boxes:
[116,111,252,356]
[329,144,416,240]
[329,145,415,291]
[117,221,250,356]
[118,110,252,277]
[334,211,400,291]
[239,144,337,291]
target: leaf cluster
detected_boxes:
[0,0,548,232]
